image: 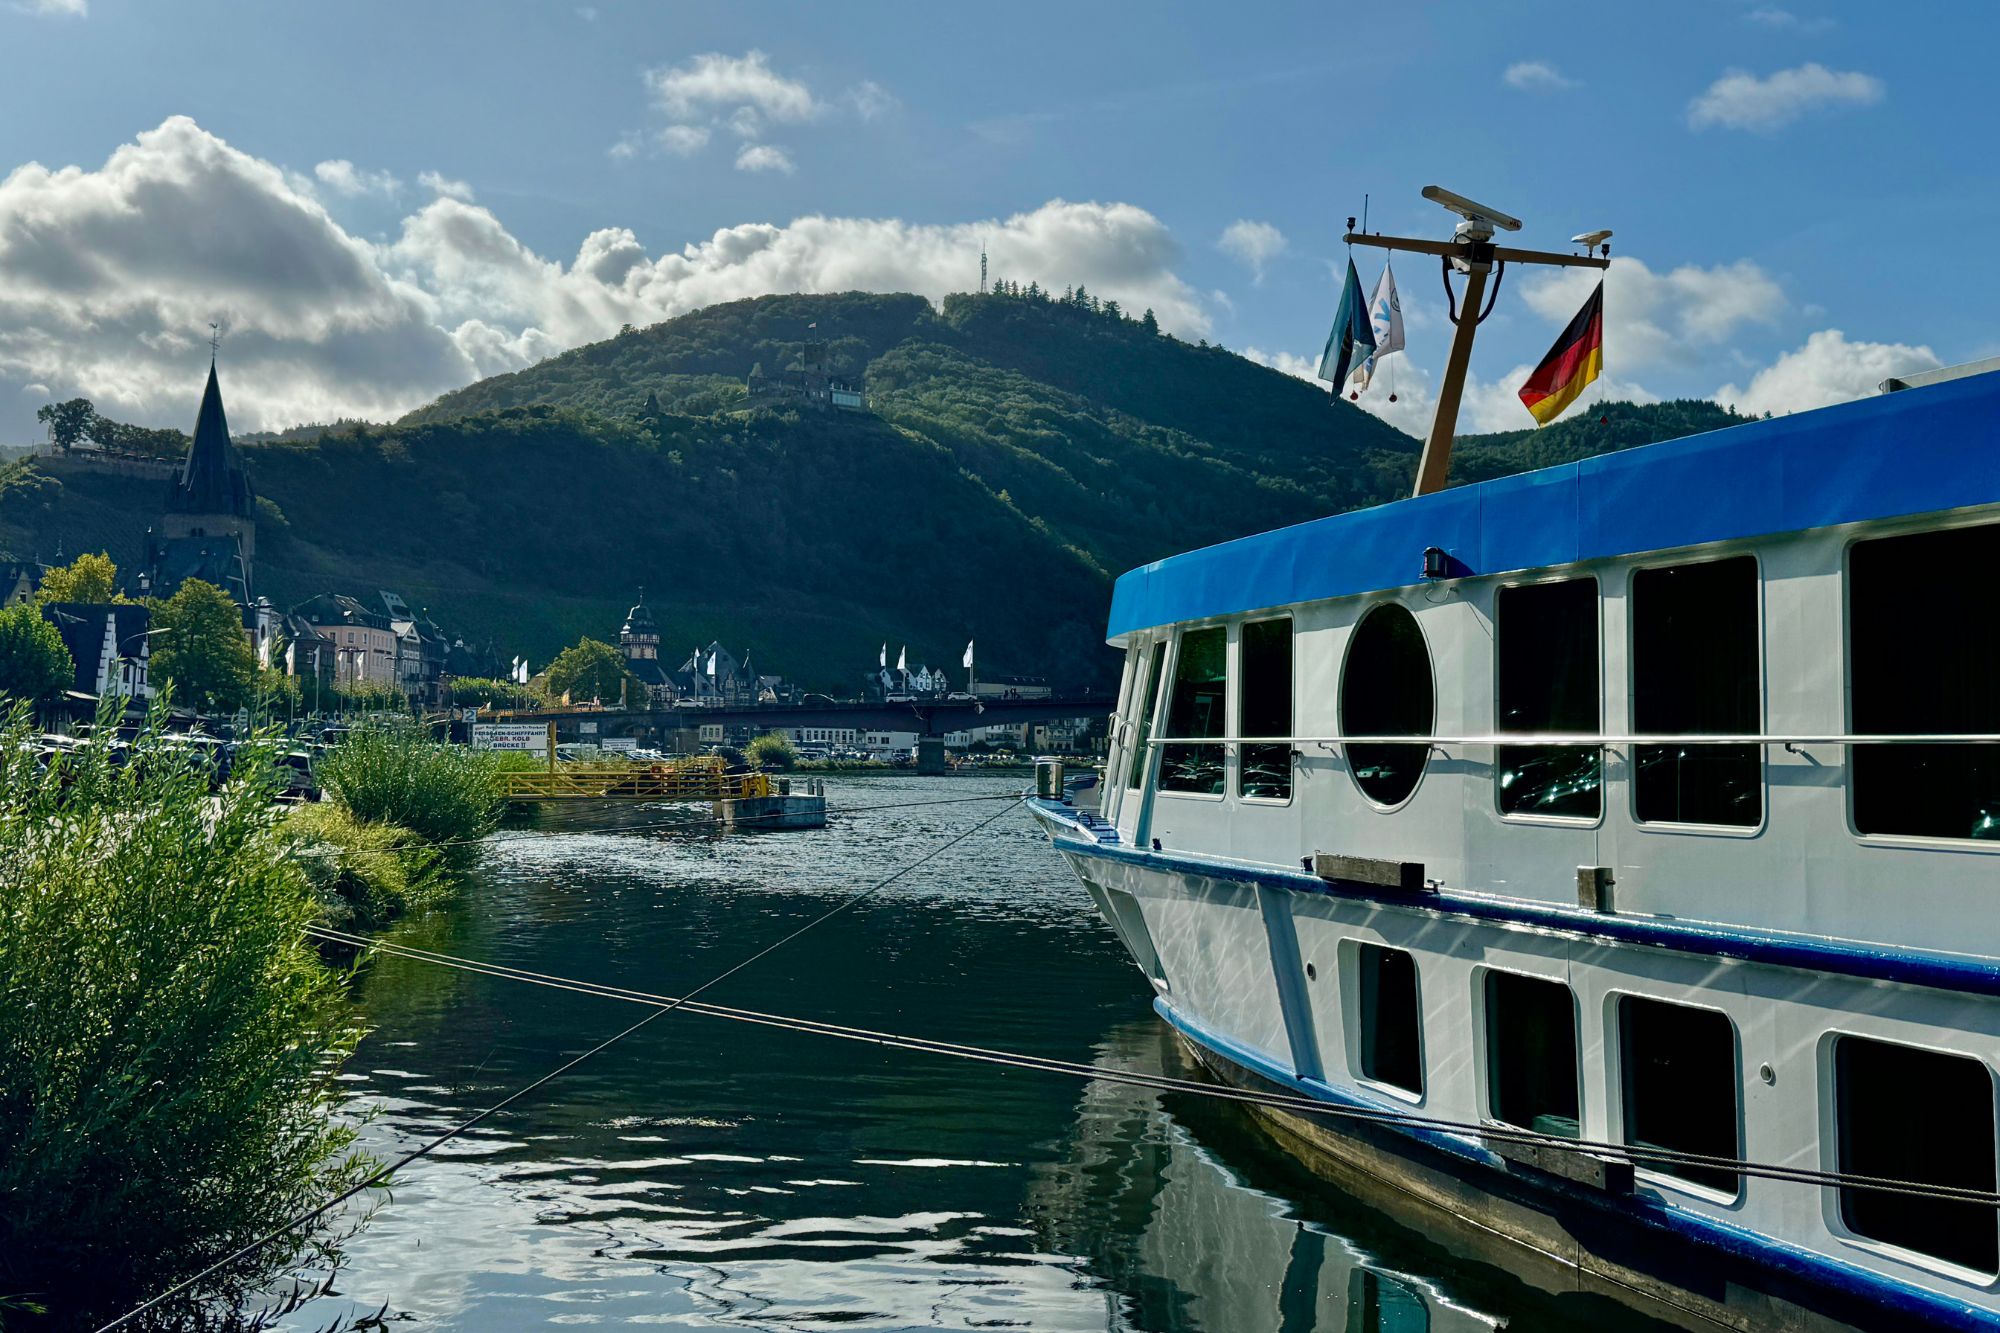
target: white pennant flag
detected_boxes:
[897,645,907,672]
[1353,262,1405,392]
[706,651,718,677]
[962,639,974,670]
[879,643,887,668]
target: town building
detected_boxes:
[295,593,397,688]
[618,591,677,705]
[0,557,39,607]
[41,601,154,703]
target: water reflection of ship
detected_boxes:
[1028,1020,1504,1333]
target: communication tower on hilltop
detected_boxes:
[980,243,988,293]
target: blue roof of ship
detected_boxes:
[1106,369,2000,640]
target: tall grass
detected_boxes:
[280,802,446,929]
[0,703,370,1329]
[314,726,502,870]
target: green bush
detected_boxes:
[0,705,369,1327]
[745,730,796,771]
[280,802,444,929]
[315,726,502,869]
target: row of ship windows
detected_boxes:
[1119,519,2000,842]
[1348,942,2000,1276]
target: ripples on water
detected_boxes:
[279,775,1667,1331]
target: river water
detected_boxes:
[279,774,1665,1332]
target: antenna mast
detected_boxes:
[980,242,988,293]
[1349,187,1609,496]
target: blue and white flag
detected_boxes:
[1353,262,1404,392]
[1317,257,1377,391]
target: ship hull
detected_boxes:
[1029,798,1996,1333]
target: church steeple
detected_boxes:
[169,361,254,521]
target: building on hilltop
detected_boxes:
[144,359,256,604]
[743,338,866,412]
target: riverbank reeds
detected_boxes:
[0,705,370,1330]
[312,725,502,870]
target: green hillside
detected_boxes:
[0,291,1741,690]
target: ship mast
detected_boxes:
[1345,186,1610,497]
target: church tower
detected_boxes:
[162,360,256,565]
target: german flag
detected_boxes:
[1518,281,1604,426]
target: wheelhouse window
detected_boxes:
[1159,626,1226,794]
[1125,640,1165,791]
[1341,604,1434,807]
[1238,617,1293,800]
[1835,1036,1997,1272]
[1849,523,2000,840]
[1632,557,1762,826]
[1497,578,1601,819]
[1485,971,1579,1138]
[1356,944,1423,1096]
[1619,996,1739,1194]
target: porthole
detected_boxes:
[1340,603,1435,807]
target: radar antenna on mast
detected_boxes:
[1346,187,1609,496]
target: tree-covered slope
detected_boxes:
[2,292,1749,689]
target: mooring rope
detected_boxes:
[92,796,1027,1332]
[306,924,2000,1210]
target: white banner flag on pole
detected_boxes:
[1353,262,1405,392]
[963,640,974,670]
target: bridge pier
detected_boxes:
[916,736,948,775]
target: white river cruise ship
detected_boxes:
[1029,357,2000,1331]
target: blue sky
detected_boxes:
[0,0,1989,438]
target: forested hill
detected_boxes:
[405,290,1420,575]
[0,291,1748,690]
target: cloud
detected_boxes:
[313,159,401,198]
[1744,7,1834,32]
[849,81,897,121]
[1688,63,1883,132]
[1715,329,1938,416]
[734,144,794,175]
[655,125,711,157]
[575,4,597,18]
[646,50,820,125]
[1519,255,1784,369]
[0,118,1212,437]
[15,0,84,15]
[1217,220,1286,283]
[1502,61,1576,93]
[417,170,473,202]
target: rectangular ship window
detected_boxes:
[1632,557,1762,827]
[1357,944,1423,1095]
[1159,626,1226,794]
[1619,996,1740,1193]
[1836,1036,1997,1272]
[1496,579,1602,819]
[1126,640,1166,790]
[1485,971,1580,1137]
[1849,522,2000,841]
[1238,617,1293,800]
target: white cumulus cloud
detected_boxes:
[418,170,474,202]
[1520,255,1784,369]
[734,144,794,175]
[15,0,85,15]
[1688,63,1883,132]
[1502,61,1576,92]
[646,50,821,124]
[313,159,401,198]
[655,125,712,157]
[1217,220,1286,283]
[1715,329,1938,416]
[0,117,1213,437]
